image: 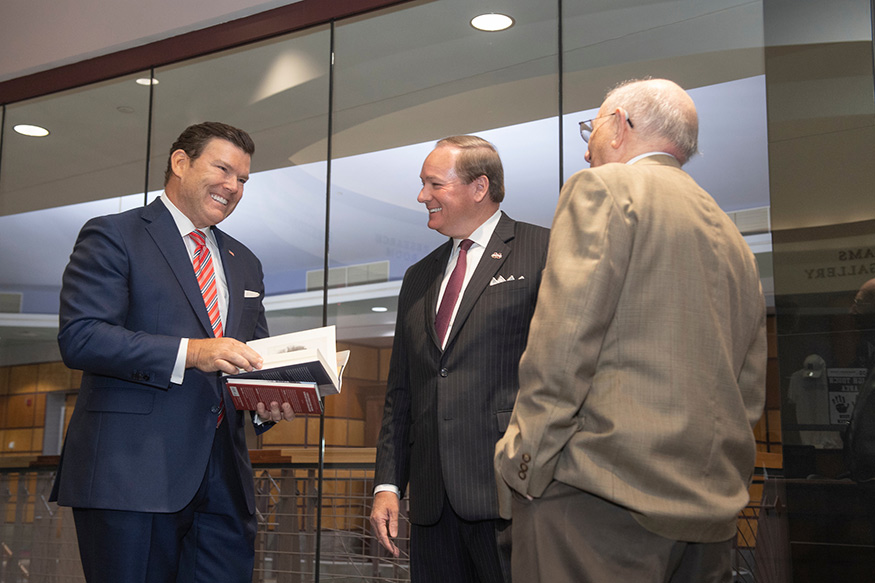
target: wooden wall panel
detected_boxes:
[9,365,39,394]
[5,395,36,428]
[342,344,380,381]
[2,428,33,452]
[37,362,74,392]
[324,418,349,445]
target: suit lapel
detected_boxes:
[142,199,215,337]
[443,212,514,350]
[424,240,454,349]
[214,229,243,339]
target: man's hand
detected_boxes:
[187,337,264,375]
[255,401,296,423]
[369,491,401,557]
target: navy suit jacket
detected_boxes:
[374,212,549,525]
[51,198,269,514]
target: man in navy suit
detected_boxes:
[370,135,549,582]
[51,122,295,583]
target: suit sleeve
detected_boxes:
[58,216,179,388]
[373,282,413,496]
[495,170,633,508]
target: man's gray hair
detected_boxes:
[605,79,699,164]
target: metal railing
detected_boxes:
[0,452,411,583]
[0,451,774,582]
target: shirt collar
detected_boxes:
[160,193,213,241]
[626,152,677,165]
[452,209,502,251]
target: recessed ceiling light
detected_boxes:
[470,13,514,32]
[136,77,159,86]
[371,306,388,313]
[13,124,50,137]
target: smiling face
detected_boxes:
[166,137,251,228]
[417,146,489,238]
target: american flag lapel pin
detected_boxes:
[491,251,502,259]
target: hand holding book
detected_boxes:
[224,325,349,416]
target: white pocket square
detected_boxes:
[490,274,526,286]
[244,290,261,298]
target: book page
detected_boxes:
[247,325,338,374]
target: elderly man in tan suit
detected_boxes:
[494,78,766,583]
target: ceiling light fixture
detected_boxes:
[470,13,514,32]
[371,306,388,313]
[13,124,50,137]
[136,77,159,86]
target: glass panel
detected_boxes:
[561,1,775,577]
[327,0,561,460]
[766,0,875,577]
[148,28,334,465]
[562,0,769,213]
[0,73,152,216]
[150,25,332,304]
[0,74,151,367]
[148,26,333,581]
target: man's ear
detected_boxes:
[610,107,630,150]
[472,175,490,203]
[169,149,189,179]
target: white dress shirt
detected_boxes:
[435,209,502,348]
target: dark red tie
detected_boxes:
[189,230,225,427]
[435,239,474,345]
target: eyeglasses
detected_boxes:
[579,112,634,143]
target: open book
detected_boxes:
[224,325,349,414]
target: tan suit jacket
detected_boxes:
[495,155,766,543]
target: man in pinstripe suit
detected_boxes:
[370,135,549,582]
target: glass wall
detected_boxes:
[326,0,562,451]
[0,0,774,411]
[0,74,153,366]
[766,0,875,579]
[11,0,873,577]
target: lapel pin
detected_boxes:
[491,252,502,259]
[228,250,235,257]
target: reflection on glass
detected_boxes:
[0,73,152,217]
[0,75,151,366]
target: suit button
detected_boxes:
[522,453,531,463]
[440,368,449,378]
[519,471,527,480]
[210,405,221,414]
[520,463,528,471]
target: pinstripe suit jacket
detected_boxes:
[375,212,549,525]
[495,156,767,542]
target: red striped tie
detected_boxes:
[189,230,225,427]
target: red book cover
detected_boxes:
[225,378,323,415]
